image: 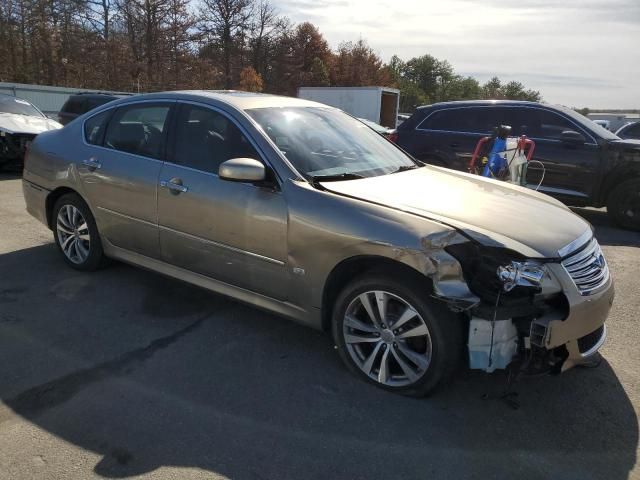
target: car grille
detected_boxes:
[577,325,606,356]
[561,237,609,295]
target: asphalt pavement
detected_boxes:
[0,173,639,479]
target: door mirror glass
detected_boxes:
[560,130,586,145]
[219,158,266,182]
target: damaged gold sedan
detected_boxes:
[22,91,614,396]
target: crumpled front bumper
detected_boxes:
[542,262,614,369]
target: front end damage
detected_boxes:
[428,233,614,376]
[0,130,35,169]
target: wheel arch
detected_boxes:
[46,187,83,229]
[320,255,434,332]
[599,165,640,207]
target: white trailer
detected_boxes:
[297,86,400,128]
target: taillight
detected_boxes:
[387,130,398,143]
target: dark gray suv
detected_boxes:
[396,100,640,231]
[58,93,129,125]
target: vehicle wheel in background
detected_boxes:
[607,179,640,231]
[332,274,463,397]
[53,193,106,271]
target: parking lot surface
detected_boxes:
[0,173,639,480]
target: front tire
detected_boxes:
[53,193,105,271]
[607,179,640,231]
[332,274,463,397]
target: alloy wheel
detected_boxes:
[56,205,91,264]
[343,290,433,387]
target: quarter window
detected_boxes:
[84,110,111,145]
[171,104,260,174]
[104,104,171,159]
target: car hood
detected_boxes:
[0,113,62,135]
[321,166,591,258]
[609,138,640,151]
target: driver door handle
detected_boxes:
[160,179,188,194]
[82,158,101,170]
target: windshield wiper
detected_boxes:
[310,172,365,182]
[391,165,420,174]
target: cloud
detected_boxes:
[272,0,640,108]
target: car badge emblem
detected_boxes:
[593,254,605,270]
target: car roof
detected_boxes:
[110,90,332,111]
[70,92,126,99]
[417,100,541,110]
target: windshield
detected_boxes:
[555,105,619,140]
[0,96,44,118]
[247,107,416,180]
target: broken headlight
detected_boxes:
[445,242,545,302]
[497,261,545,292]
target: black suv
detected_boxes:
[616,121,640,141]
[58,93,129,125]
[396,100,640,230]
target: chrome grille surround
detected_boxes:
[561,236,609,296]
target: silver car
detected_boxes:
[22,91,614,396]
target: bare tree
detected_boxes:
[165,0,194,88]
[83,0,115,86]
[199,0,252,89]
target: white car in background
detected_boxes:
[0,94,62,170]
[592,119,611,130]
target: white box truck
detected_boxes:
[297,86,400,128]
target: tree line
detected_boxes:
[0,0,542,111]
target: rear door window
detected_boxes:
[104,103,172,159]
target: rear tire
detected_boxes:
[607,179,640,231]
[52,193,106,271]
[332,274,463,397]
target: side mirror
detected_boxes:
[560,130,585,145]
[219,158,266,182]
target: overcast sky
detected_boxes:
[274,0,640,109]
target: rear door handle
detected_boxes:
[82,158,101,170]
[160,179,188,194]
[449,142,460,148]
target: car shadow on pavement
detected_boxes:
[0,172,22,181]
[0,244,638,480]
